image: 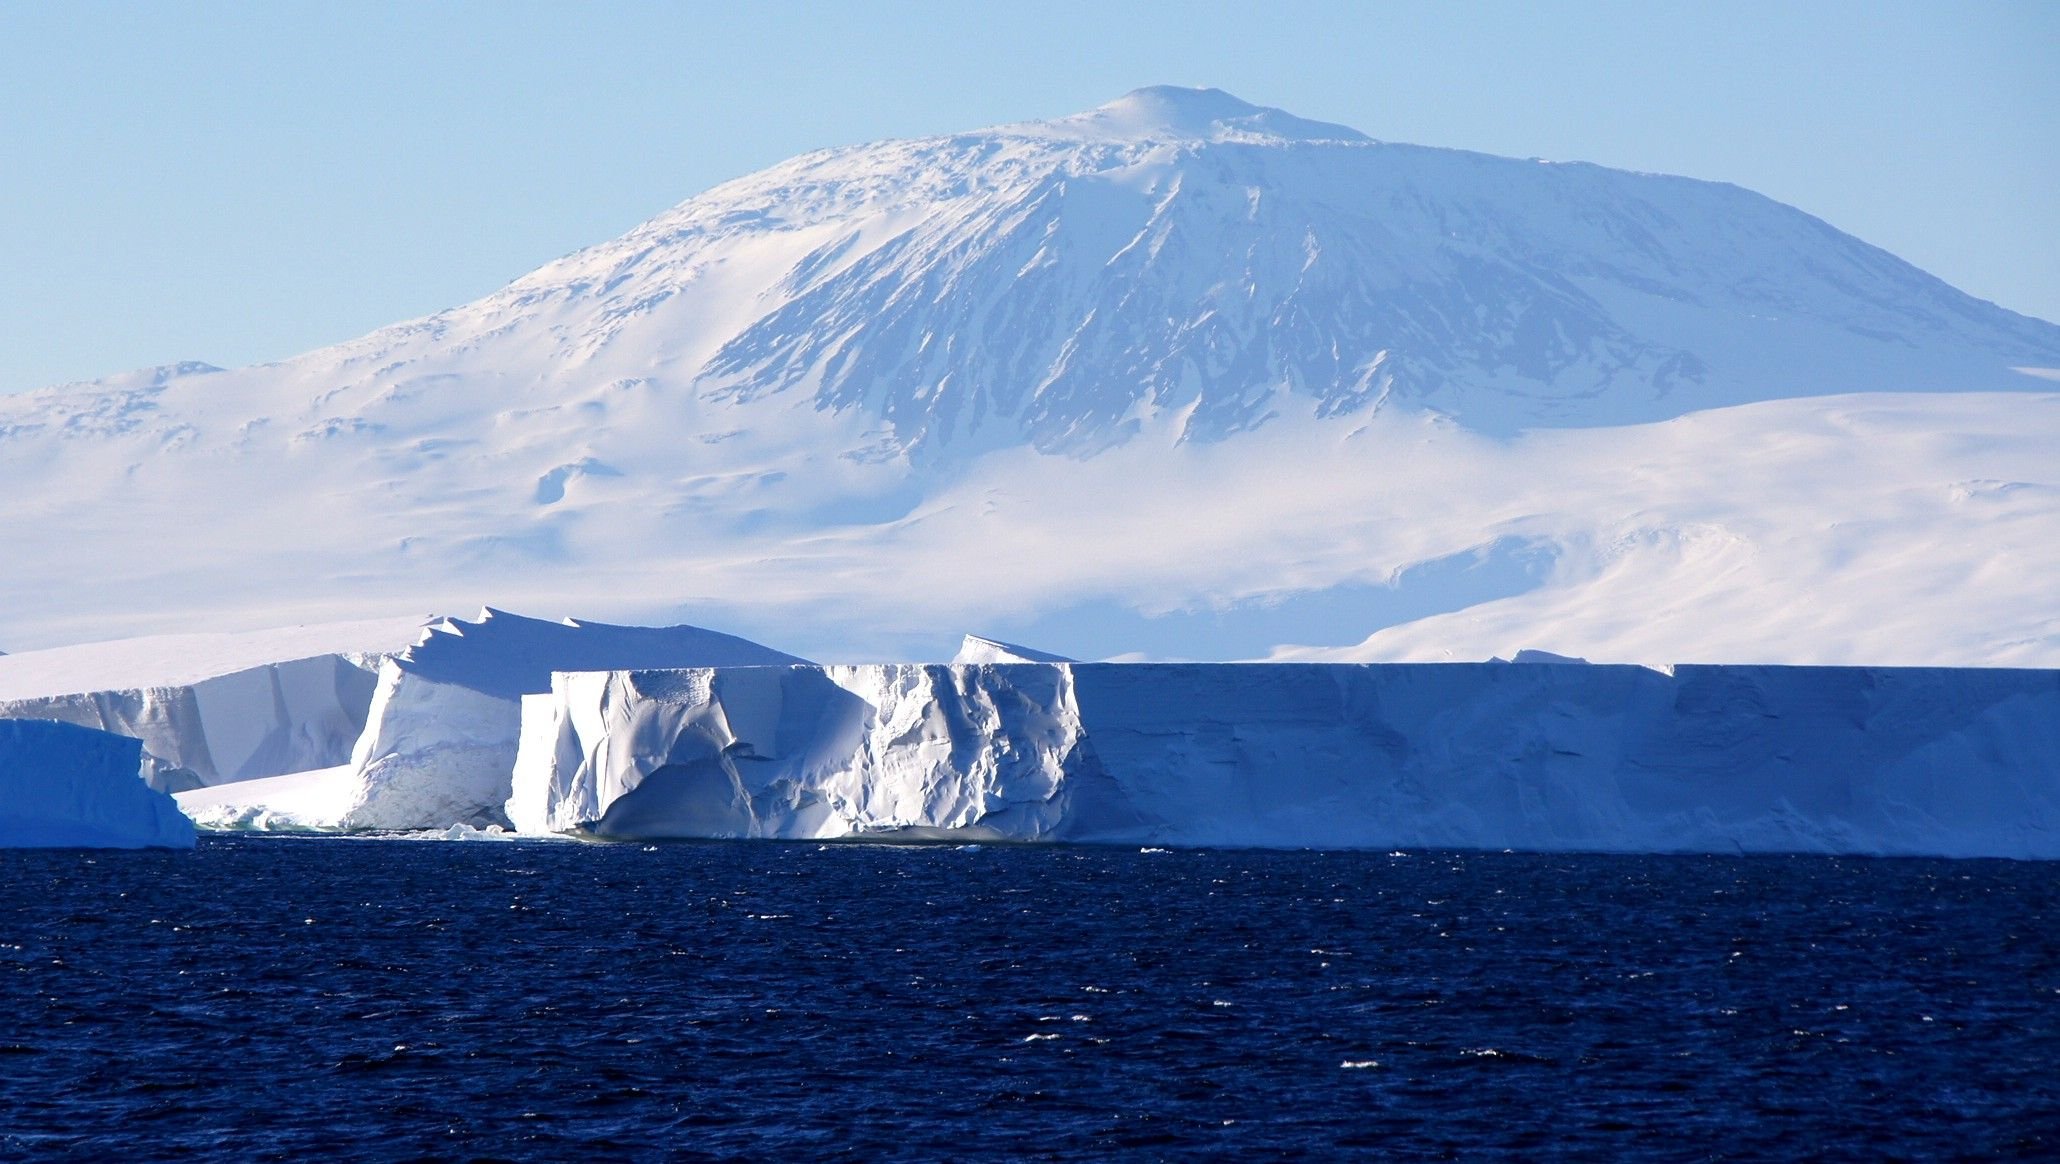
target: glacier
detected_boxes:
[0,719,196,849]
[509,662,2060,858]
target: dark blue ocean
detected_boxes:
[3,838,2056,1160]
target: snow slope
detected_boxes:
[0,719,196,849]
[0,87,2054,664]
[510,662,2060,858]
[174,765,358,833]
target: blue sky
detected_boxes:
[1,0,2052,395]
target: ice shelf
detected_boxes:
[508,662,2060,857]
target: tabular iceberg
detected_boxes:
[510,662,2060,857]
[327,609,808,830]
[0,719,197,849]
[0,616,429,792]
[0,655,382,793]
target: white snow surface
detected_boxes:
[390,606,809,699]
[174,764,357,833]
[509,662,2060,857]
[951,635,1076,665]
[1,719,196,849]
[1,88,2055,665]
[0,615,428,701]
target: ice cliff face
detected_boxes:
[509,664,1105,840]
[0,618,428,793]
[0,655,380,793]
[0,719,196,848]
[512,662,2060,858]
[336,609,807,829]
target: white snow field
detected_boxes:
[0,616,429,791]
[508,662,2060,858]
[0,87,2052,665]
[183,608,806,832]
[173,765,358,833]
[0,719,196,848]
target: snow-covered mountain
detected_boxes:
[2,87,2055,663]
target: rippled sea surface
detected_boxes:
[3,838,2057,1159]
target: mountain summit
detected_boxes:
[1,90,2055,663]
[17,87,2052,455]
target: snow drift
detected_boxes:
[0,719,197,849]
[510,662,2060,858]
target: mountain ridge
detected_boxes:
[18,88,2053,452]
